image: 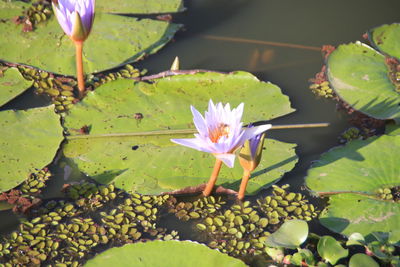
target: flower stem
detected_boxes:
[203,159,223,197]
[238,170,251,200]
[74,40,85,97]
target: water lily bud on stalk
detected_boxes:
[52,0,95,96]
[171,99,271,196]
[237,127,267,200]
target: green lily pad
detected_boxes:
[0,105,64,193]
[0,67,32,107]
[369,23,400,60]
[0,14,181,75]
[317,236,349,265]
[0,0,30,20]
[349,253,379,267]
[83,240,247,267]
[327,42,400,121]
[64,71,294,134]
[385,123,400,136]
[265,220,308,249]
[306,135,400,237]
[63,72,296,194]
[64,135,297,195]
[346,233,366,247]
[96,0,184,14]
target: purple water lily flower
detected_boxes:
[171,100,272,168]
[52,0,95,42]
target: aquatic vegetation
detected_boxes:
[172,100,271,196]
[83,240,247,267]
[1,0,400,265]
[0,106,64,193]
[237,127,266,200]
[306,135,400,238]
[62,72,296,195]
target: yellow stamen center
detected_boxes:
[209,123,230,143]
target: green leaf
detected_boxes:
[0,0,30,20]
[306,135,400,237]
[317,236,349,265]
[64,72,294,134]
[265,220,308,249]
[64,135,296,195]
[0,68,32,107]
[327,42,400,121]
[63,72,296,194]
[385,123,400,136]
[319,194,400,240]
[291,249,315,266]
[349,253,379,267]
[83,240,247,267]
[346,233,366,246]
[96,0,185,14]
[0,106,64,193]
[0,14,181,75]
[369,23,400,59]
[264,247,285,263]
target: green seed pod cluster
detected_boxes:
[256,185,319,223]
[19,168,51,195]
[17,66,77,112]
[309,81,334,98]
[65,182,121,211]
[194,200,270,257]
[339,127,361,143]
[92,64,143,88]
[25,0,53,27]
[377,186,400,202]
[167,195,226,221]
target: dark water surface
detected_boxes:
[1,0,400,250]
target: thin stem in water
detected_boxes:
[238,170,251,200]
[74,40,85,97]
[203,159,223,197]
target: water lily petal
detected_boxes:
[191,105,208,136]
[241,124,272,142]
[214,153,236,168]
[171,138,212,153]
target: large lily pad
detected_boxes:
[83,240,247,267]
[63,72,297,194]
[0,13,181,75]
[0,0,30,20]
[306,135,400,237]
[369,23,400,60]
[0,105,64,193]
[327,42,400,121]
[96,0,184,14]
[64,71,295,134]
[64,134,297,195]
[0,68,32,107]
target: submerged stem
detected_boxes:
[66,123,330,140]
[74,41,85,97]
[203,159,223,197]
[237,170,251,200]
